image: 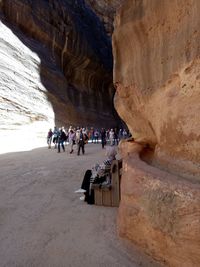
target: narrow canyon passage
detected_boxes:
[0,144,161,267]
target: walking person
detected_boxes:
[77,129,88,156]
[94,129,99,144]
[109,129,115,146]
[61,126,67,144]
[68,128,76,154]
[118,128,123,141]
[122,129,127,139]
[114,128,119,145]
[90,127,95,143]
[53,126,59,148]
[57,128,67,153]
[47,128,53,149]
[100,128,106,149]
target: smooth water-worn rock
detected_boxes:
[113,0,200,266]
[113,0,200,179]
[0,0,119,152]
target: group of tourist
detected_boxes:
[46,126,129,155]
[46,125,129,205]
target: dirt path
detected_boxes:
[0,144,161,267]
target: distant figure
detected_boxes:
[77,129,88,156]
[122,129,127,139]
[47,129,53,148]
[90,127,95,143]
[114,128,119,145]
[109,129,115,146]
[106,129,110,143]
[68,129,76,154]
[53,126,59,148]
[75,129,81,146]
[118,129,123,141]
[68,125,73,133]
[100,128,106,149]
[57,128,67,153]
[94,130,99,144]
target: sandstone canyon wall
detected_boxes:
[113,0,200,266]
[0,0,121,152]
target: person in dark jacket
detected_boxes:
[57,128,67,153]
[47,128,53,149]
[77,129,88,155]
[100,128,106,149]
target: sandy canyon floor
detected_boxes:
[0,143,162,267]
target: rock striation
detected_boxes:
[113,0,200,266]
[0,0,120,152]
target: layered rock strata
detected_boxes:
[0,0,119,152]
[113,0,200,266]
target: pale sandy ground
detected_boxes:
[0,143,163,267]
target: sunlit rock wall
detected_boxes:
[113,0,200,266]
[0,0,119,152]
[0,16,82,152]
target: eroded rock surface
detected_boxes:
[113,0,200,266]
[113,0,200,179]
[118,141,200,267]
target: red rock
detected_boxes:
[118,141,200,266]
[113,0,200,265]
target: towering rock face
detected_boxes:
[113,0,200,266]
[0,0,119,152]
[113,0,200,179]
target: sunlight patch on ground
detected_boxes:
[0,121,52,154]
